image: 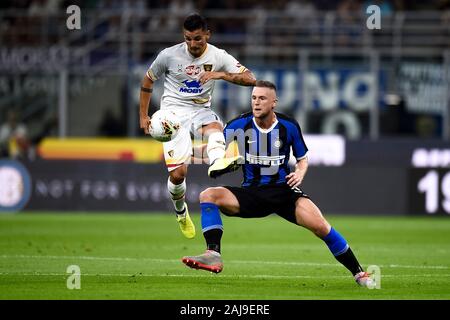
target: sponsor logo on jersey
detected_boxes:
[246,153,285,166]
[273,138,282,149]
[185,65,201,76]
[180,80,203,93]
[203,64,213,72]
[168,150,174,157]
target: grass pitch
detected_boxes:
[0,212,449,300]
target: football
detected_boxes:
[149,110,181,142]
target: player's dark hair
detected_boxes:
[183,13,208,31]
[255,80,277,91]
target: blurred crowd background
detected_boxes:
[1,0,449,160]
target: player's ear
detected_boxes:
[206,30,211,40]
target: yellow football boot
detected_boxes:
[208,155,243,178]
[176,204,195,239]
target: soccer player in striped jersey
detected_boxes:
[139,14,256,239]
[182,80,375,288]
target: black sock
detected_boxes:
[334,247,364,276]
[204,228,223,254]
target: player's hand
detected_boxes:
[286,172,302,188]
[140,115,151,135]
[199,71,223,84]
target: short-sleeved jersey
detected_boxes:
[224,112,308,187]
[146,43,247,109]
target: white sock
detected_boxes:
[207,132,226,165]
[167,178,186,214]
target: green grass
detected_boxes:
[0,212,449,300]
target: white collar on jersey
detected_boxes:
[252,117,279,134]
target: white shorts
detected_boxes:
[162,106,223,171]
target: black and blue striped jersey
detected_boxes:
[224,112,308,187]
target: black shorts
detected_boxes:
[222,184,310,224]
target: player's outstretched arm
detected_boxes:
[286,157,308,188]
[199,70,256,86]
[139,76,154,135]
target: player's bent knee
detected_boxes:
[199,188,219,204]
[169,167,187,184]
[202,123,224,137]
[199,187,230,207]
[200,187,240,215]
[313,220,331,238]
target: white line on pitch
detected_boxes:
[0,254,448,270]
[0,272,449,279]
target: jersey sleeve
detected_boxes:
[217,49,248,73]
[290,122,308,160]
[146,49,168,81]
